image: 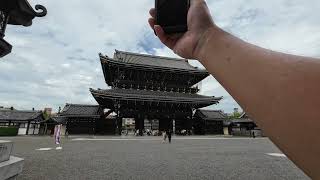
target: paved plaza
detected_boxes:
[4,136,309,180]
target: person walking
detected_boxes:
[54,124,62,150]
[148,1,320,178]
[162,130,167,143]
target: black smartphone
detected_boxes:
[155,0,190,34]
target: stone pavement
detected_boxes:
[3,136,310,180]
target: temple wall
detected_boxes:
[18,128,27,135]
[223,127,229,135]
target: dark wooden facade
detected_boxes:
[225,113,263,137]
[91,50,222,135]
[193,110,226,135]
[58,104,105,135]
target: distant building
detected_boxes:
[39,116,66,135]
[193,109,227,135]
[58,104,104,135]
[225,112,263,137]
[0,108,44,135]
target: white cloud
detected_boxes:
[0,0,319,113]
[152,0,320,113]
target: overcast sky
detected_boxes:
[0,0,319,113]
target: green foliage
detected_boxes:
[43,111,50,120]
[228,112,242,119]
[0,127,19,136]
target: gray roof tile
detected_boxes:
[110,50,201,71]
[60,104,102,117]
[196,109,227,120]
[91,88,221,104]
[0,109,43,122]
[230,118,254,123]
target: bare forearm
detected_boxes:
[197,26,320,179]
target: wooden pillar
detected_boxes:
[135,117,139,132]
[26,121,31,135]
[65,122,68,135]
[135,114,144,136]
[159,117,171,132]
[117,117,122,136]
[44,123,48,135]
[169,118,173,131]
[159,118,164,131]
[186,117,192,134]
[188,109,193,135]
[33,124,36,135]
[139,115,144,136]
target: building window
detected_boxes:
[19,123,26,128]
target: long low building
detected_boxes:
[0,108,44,135]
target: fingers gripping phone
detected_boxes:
[155,0,190,34]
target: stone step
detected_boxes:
[0,156,24,180]
[0,141,13,163]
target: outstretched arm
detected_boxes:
[149,0,320,179]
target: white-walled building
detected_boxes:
[0,108,44,135]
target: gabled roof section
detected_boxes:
[91,88,221,103]
[60,104,102,117]
[90,88,222,109]
[40,116,67,125]
[196,109,227,120]
[0,109,43,122]
[239,112,248,118]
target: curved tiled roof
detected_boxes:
[90,88,221,108]
[114,50,197,70]
[99,50,208,74]
[195,109,227,120]
[60,104,102,117]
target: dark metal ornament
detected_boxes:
[0,0,47,58]
[0,11,11,57]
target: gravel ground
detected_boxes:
[2,136,310,180]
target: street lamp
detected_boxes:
[0,0,47,58]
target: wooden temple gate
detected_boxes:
[90,50,222,135]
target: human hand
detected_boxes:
[148,0,216,60]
